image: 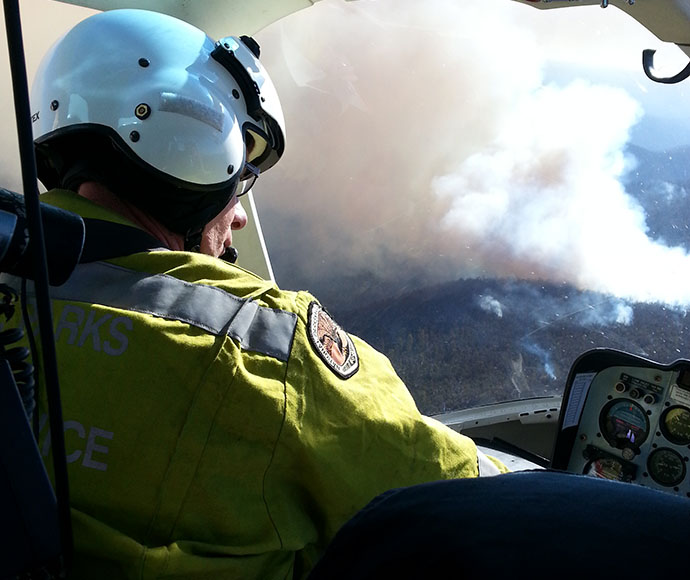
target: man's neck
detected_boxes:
[77,181,185,251]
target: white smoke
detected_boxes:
[575,298,634,327]
[479,295,503,318]
[432,78,683,302]
[521,340,557,380]
[615,303,634,325]
[658,181,688,203]
[254,0,690,307]
[256,0,555,288]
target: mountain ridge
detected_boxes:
[335,276,690,415]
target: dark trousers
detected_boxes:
[308,471,690,578]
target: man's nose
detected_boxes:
[232,199,248,230]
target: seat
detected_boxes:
[0,359,63,579]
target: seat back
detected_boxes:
[0,359,62,579]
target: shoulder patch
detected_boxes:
[307,302,359,379]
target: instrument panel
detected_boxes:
[552,349,690,497]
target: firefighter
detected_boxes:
[24,9,506,579]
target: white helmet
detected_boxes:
[31,9,285,242]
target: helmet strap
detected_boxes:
[184,228,203,252]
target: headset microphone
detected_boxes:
[220,246,238,264]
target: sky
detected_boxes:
[3,0,690,308]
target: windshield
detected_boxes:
[5,0,690,417]
[254,0,690,414]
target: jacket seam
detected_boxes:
[142,333,230,550]
[260,338,292,550]
[165,330,239,545]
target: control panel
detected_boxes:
[552,349,690,498]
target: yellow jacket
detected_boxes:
[11,189,504,579]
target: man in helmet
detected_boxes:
[15,9,505,580]
[31,12,283,255]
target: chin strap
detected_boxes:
[183,228,203,253]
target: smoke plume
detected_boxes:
[254,0,690,308]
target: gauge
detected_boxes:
[647,448,686,487]
[599,399,649,450]
[660,406,690,446]
[585,457,633,482]
[582,445,636,482]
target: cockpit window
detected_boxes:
[256,0,690,415]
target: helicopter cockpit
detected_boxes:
[2,0,690,577]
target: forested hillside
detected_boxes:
[336,278,690,415]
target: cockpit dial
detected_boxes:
[599,399,649,451]
[647,448,686,487]
[660,406,690,446]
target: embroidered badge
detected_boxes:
[307,302,359,379]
